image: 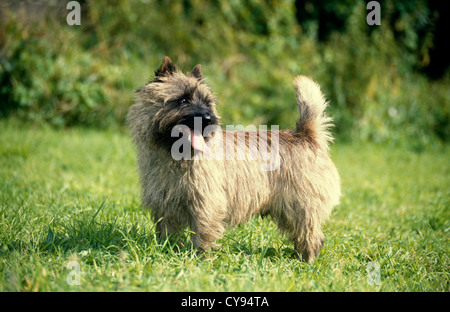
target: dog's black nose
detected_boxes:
[191,108,216,126]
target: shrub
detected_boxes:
[0,1,448,144]
[0,16,112,127]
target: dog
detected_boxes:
[127,56,340,262]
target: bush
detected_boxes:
[0,0,448,145]
[0,16,113,127]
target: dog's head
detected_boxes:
[129,56,220,154]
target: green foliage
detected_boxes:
[0,17,117,127]
[0,1,448,144]
[314,2,450,144]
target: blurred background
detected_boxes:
[1,0,448,147]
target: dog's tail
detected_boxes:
[293,75,334,149]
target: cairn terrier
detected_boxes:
[127,56,340,262]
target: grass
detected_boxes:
[0,119,448,292]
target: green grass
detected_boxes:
[0,120,448,291]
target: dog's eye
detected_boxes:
[179,98,187,104]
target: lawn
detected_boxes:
[0,120,448,292]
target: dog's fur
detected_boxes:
[127,56,340,262]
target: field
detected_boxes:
[0,120,448,292]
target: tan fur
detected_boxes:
[127,57,341,262]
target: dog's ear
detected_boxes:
[155,56,177,78]
[190,64,203,80]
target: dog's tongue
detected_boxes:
[191,130,211,154]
